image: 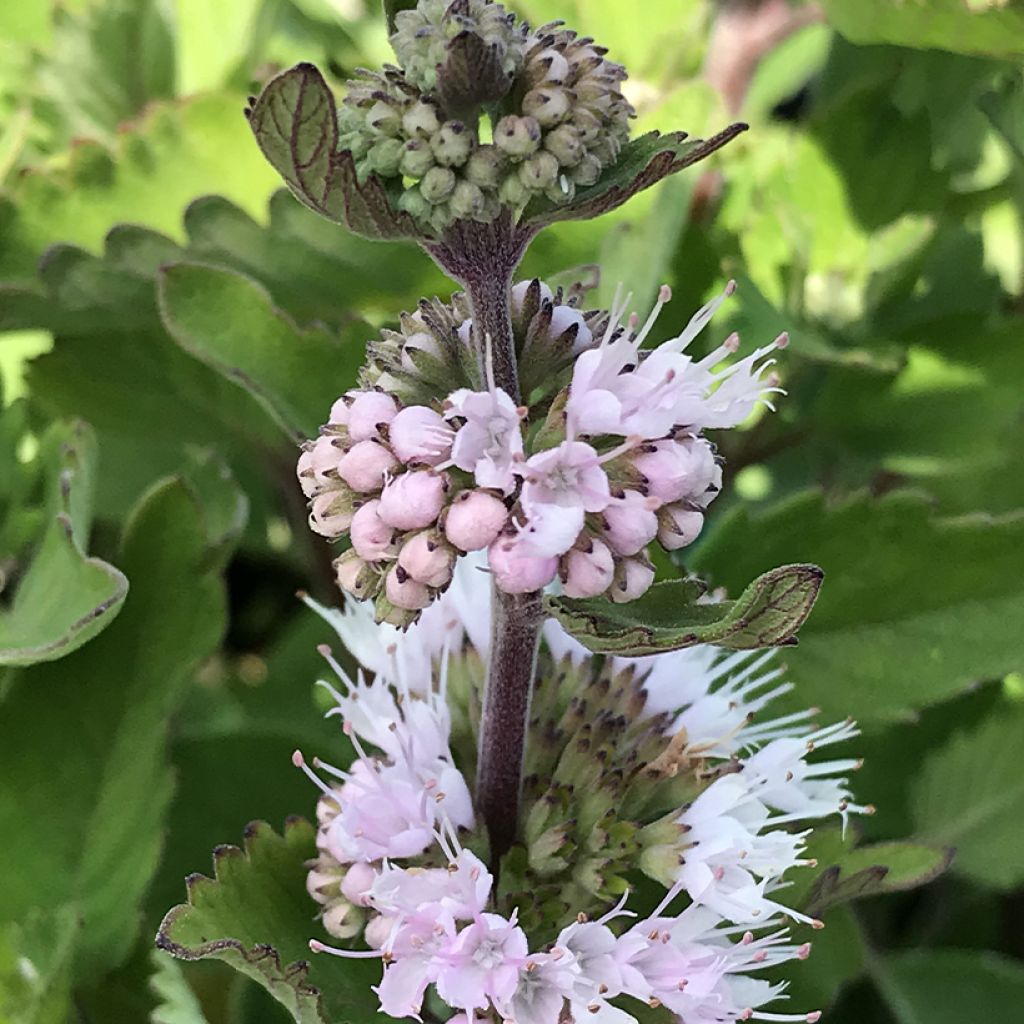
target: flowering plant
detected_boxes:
[4,1,1023,1022]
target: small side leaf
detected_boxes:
[0,420,128,666]
[157,819,380,1024]
[246,63,420,241]
[804,841,955,917]
[546,564,822,656]
[523,126,747,229]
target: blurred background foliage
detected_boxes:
[1,0,1023,1021]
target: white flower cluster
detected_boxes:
[298,280,785,623]
[295,561,867,1024]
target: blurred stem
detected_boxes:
[423,219,540,867]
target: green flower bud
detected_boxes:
[522,87,572,128]
[518,150,559,191]
[450,179,486,219]
[494,115,541,158]
[399,138,436,178]
[420,165,457,204]
[402,99,441,138]
[366,99,402,136]
[569,152,603,186]
[367,136,404,177]
[498,172,531,206]
[544,174,575,204]
[397,186,433,222]
[543,123,584,167]
[430,121,473,167]
[465,144,505,188]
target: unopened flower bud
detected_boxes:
[297,449,318,498]
[308,435,345,489]
[398,530,456,588]
[527,47,570,86]
[350,499,399,561]
[611,556,655,603]
[431,121,472,167]
[375,593,421,628]
[602,490,659,555]
[385,565,432,610]
[347,391,398,442]
[657,505,704,550]
[498,172,531,206]
[400,139,436,178]
[444,489,509,551]
[495,115,541,157]
[334,550,379,599]
[322,900,365,940]
[420,165,457,204]
[337,439,398,493]
[378,470,448,531]
[488,534,558,593]
[340,862,376,906]
[465,145,505,188]
[544,123,584,166]
[631,438,717,504]
[511,278,554,314]
[367,137,404,176]
[388,405,454,465]
[309,488,355,538]
[402,100,441,138]
[549,304,593,353]
[366,99,401,135]
[328,396,350,426]
[450,180,486,219]
[561,537,615,598]
[398,186,434,222]
[519,150,559,191]
[569,151,603,186]
[306,865,342,903]
[523,87,571,127]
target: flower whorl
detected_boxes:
[298,278,786,625]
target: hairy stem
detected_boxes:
[424,215,542,864]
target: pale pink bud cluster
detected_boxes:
[298,387,516,625]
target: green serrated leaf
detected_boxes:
[0,419,128,666]
[247,63,420,241]
[545,563,822,656]
[157,262,369,441]
[157,819,379,1024]
[523,126,747,230]
[0,471,240,981]
[0,906,79,1024]
[912,707,1024,890]
[821,0,1024,57]
[691,491,1024,723]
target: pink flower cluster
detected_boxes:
[296,647,825,1024]
[491,282,786,600]
[298,280,786,617]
